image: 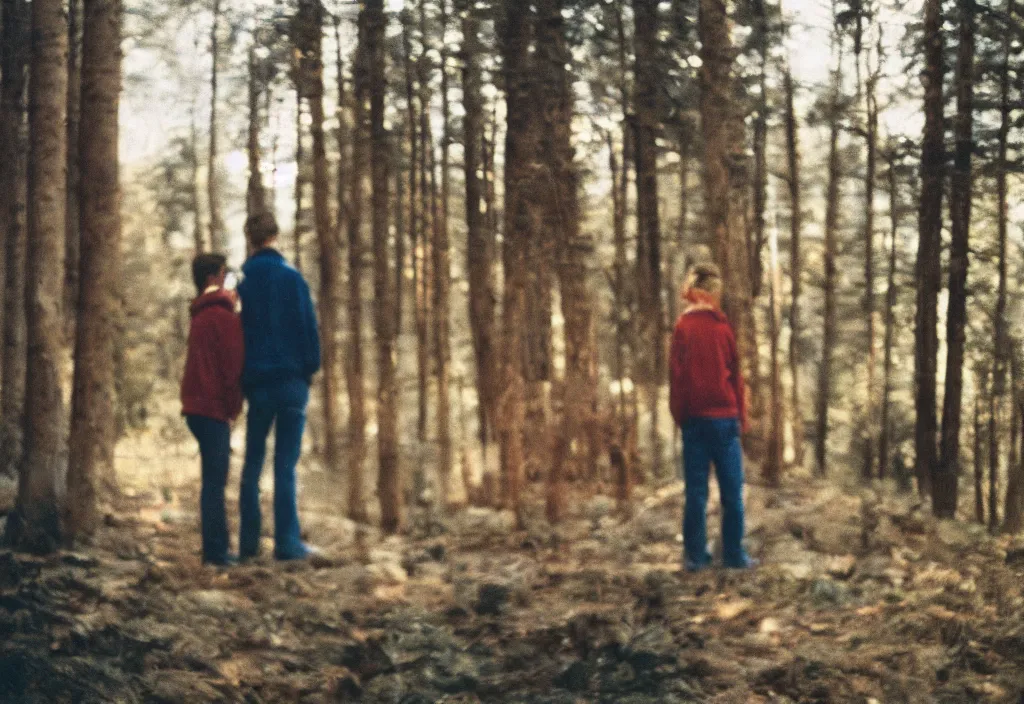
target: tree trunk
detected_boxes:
[400,7,417,342]
[989,0,1013,533]
[497,0,535,524]
[66,0,122,541]
[783,63,805,469]
[459,0,497,454]
[0,0,29,477]
[207,0,225,253]
[65,0,83,338]
[296,0,342,480]
[1004,352,1023,533]
[346,11,368,523]
[415,0,433,446]
[246,41,267,224]
[189,100,204,254]
[815,37,843,477]
[536,0,593,522]
[861,36,879,482]
[8,0,69,553]
[633,0,664,477]
[879,148,900,481]
[699,0,749,404]
[935,0,974,519]
[915,0,945,498]
[434,0,453,507]
[366,0,400,534]
[974,392,985,524]
[293,92,305,272]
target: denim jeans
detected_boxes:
[681,417,749,569]
[186,415,232,564]
[239,378,309,560]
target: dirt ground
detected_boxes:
[2,446,1024,703]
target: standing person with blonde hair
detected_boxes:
[669,263,754,571]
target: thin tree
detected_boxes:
[207,0,225,252]
[67,0,123,540]
[535,0,594,521]
[860,19,880,481]
[974,388,985,524]
[782,56,805,468]
[458,0,497,452]
[0,0,29,476]
[366,0,401,533]
[989,0,1014,533]
[632,0,664,476]
[246,39,267,224]
[815,29,844,477]
[65,0,83,336]
[915,0,945,497]
[497,0,534,522]
[345,10,369,522]
[7,0,69,552]
[296,0,342,478]
[878,145,901,479]
[433,0,454,506]
[935,0,975,519]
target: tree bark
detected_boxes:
[293,91,305,272]
[815,36,843,477]
[207,0,225,253]
[8,0,69,553]
[497,0,535,523]
[989,0,1013,533]
[366,0,401,534]
[1004,350,1023,533]
[974,392,985,524]
[189,99,204,254]
[861,33,879,482]
[345,10,368,523]
[935,0,974,518]
[65,0,83,339]
[536,0,593,522]
[633,0,664,477]
[434,0,453,507]
[296,0,342,480]
[415,0,433,446]
[246,41,267,224]
[783,62,805,469]
[459,0,497,453]
[879,148,900,481]
[915,0,945,498]
[0,0,29,477]
[66,0,122,541]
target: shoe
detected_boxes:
[684,555,713,573]
[723,556,759,570]
[204,553,238,568]
[275,543,320,562]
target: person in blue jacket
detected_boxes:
[237,212,320,561]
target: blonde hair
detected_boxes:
[683,262,722,296]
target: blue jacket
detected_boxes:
[238,249,321,391]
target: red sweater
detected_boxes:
[181,290,244,423]
[669,307,746,429]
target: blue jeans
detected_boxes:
[681,417,749,569]
[239,379,309,560]
[186,415,232,564]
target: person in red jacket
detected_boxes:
[181,253,244,566]
[669,263,753,571]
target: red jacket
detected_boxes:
[669,306,747,429]
[181,290,244,423]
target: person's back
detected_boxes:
[238,248,320,390]
[669,263,754,572]
[181,253,244,567]
[237,213,320,562]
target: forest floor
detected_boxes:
[3,451,1024,703]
